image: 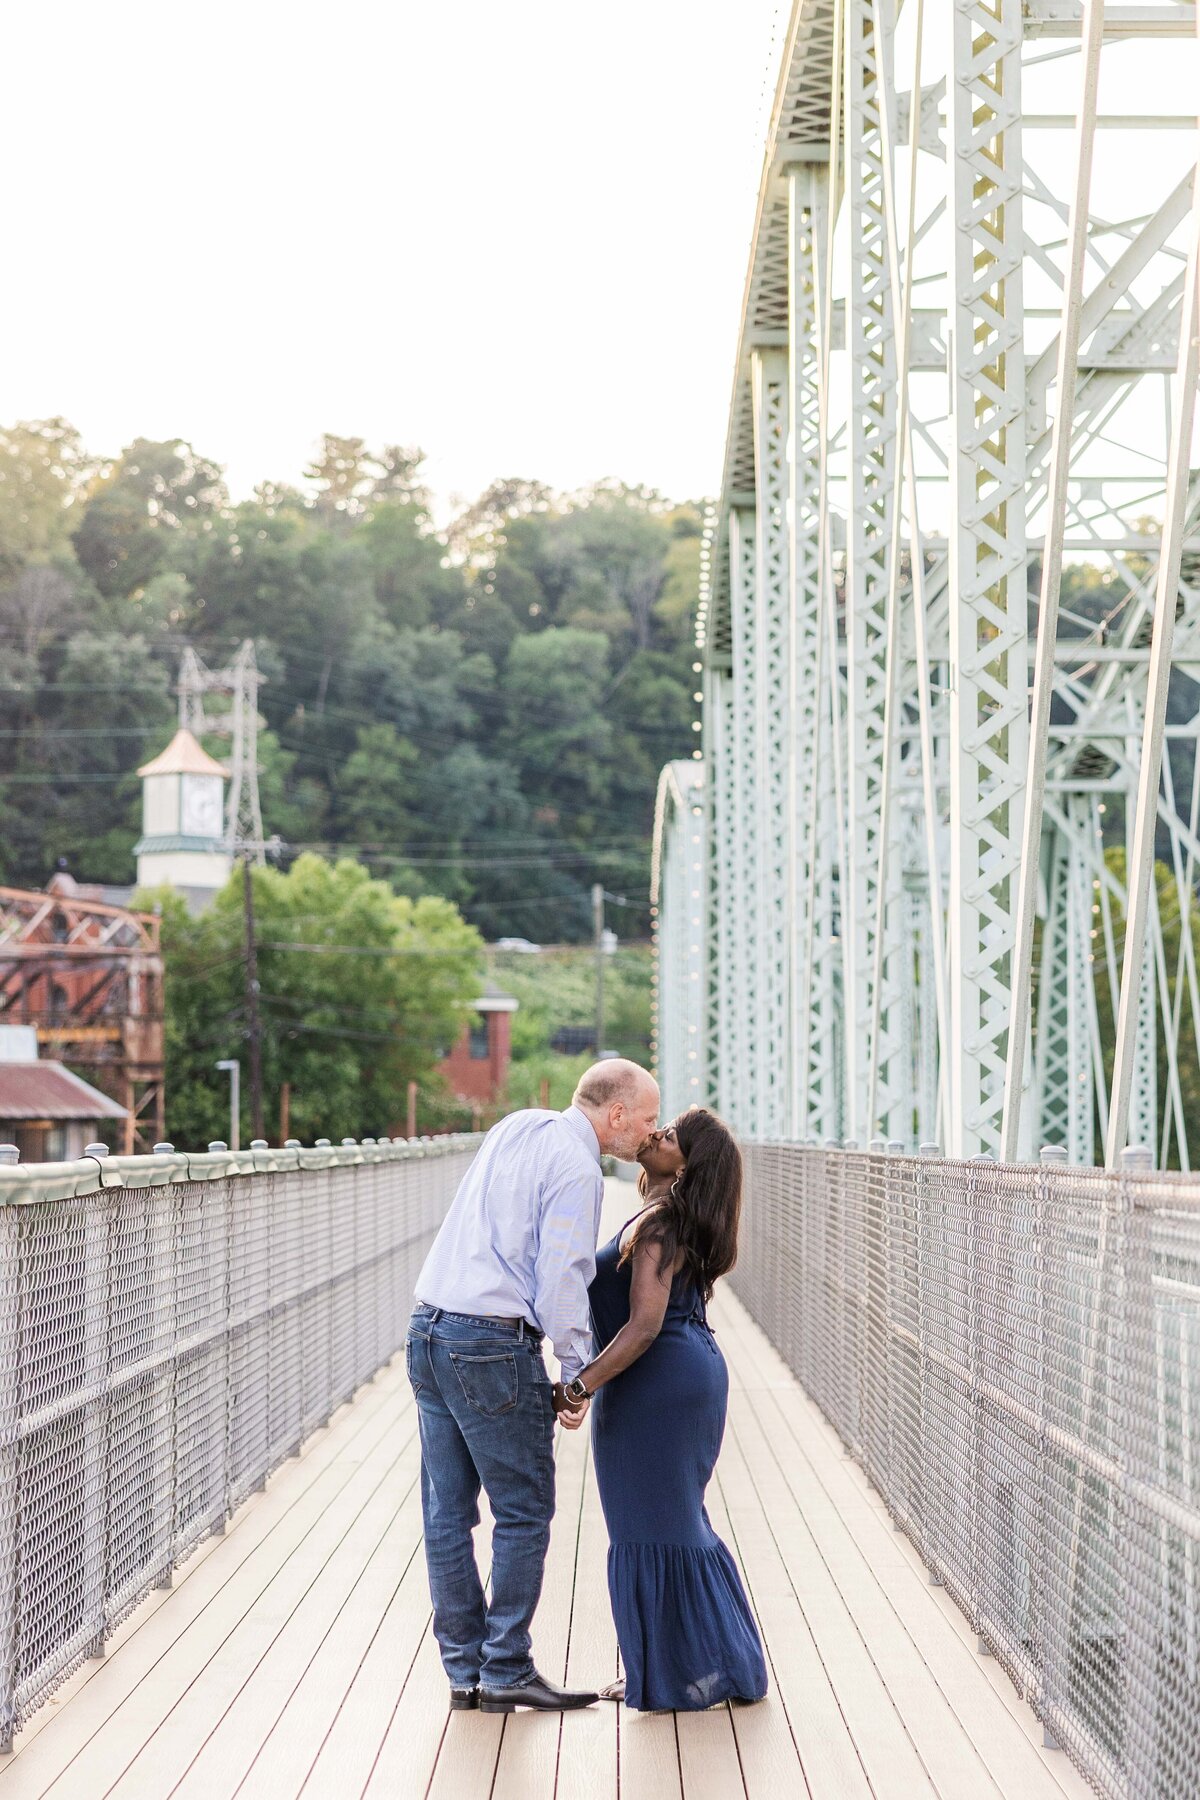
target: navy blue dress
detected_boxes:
[587,1220,768,1711]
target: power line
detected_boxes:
[258,940,485,958]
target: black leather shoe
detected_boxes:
[480,1671,599,1713]
[449,1686,480,1710]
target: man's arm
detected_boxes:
[531,1160,601,1387]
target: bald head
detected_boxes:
[572,1058,659,1159]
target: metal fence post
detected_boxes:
[86,1189,113,1657]
[967,1154,992,1650]
[159,1178,180,1584]
[1036,1144,1067,1749]
[1118,1144,1160,1799]
[884,1140,907,1532]
[918,1142,940,1582]
[0,1204,19,1751]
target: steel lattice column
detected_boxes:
[729,511,761,1135]
[651,765,708,1118]
[1125,706,1159,1157]
[946,0,1029,1157]
[788,161,841,1143]
[1034,811,1095,1163]
[751,351,793,1135]
[701,720,722,1111]
[843,0,900,1143]
[708,664,740,1123]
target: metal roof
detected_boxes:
[137,728,228,780]
[0,1063,128,1121]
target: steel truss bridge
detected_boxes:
[654,0,1200,1166]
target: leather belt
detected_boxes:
[414,1302,543,1340]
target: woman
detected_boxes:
[569,1106,768,1711]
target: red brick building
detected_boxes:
[437,982,518,1107]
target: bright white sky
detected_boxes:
[4,0,784,517]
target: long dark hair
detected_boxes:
[620,1106,742,1302]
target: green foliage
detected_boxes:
[1084,847,1200,1167]
[145,854,483,1150]
[492,945,653,1111]
[0,418,95,579]
[0,422,700,940]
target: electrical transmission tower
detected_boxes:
[177,642,267,862]
[654,0,1200,1168]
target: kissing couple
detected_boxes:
[406,1059,768,1714]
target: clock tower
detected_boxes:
[135,728,232,900]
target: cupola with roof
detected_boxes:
[134,728,232,899]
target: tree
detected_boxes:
[0,420,698,943]
[148,854,484,1148]
[371,444,428,504]
[304,434,377,524]
[73,437,227,598]
[0,418,94,580]
[336,723,418,847]
[501,627,614,817]
[34,632,175,882]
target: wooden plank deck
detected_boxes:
[0,1183,1097,1800]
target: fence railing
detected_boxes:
[732,1142,1200,1800]
[0,1136,478,1749]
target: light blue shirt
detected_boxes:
[414,1106,603,1381]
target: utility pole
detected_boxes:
[242,852,265,1142]
[592,882,605,1057]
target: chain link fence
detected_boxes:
[0,1136,477,1750]
[732,1142,1200,1800]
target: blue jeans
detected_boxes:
[405,1304,556,1689]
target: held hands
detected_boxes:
[552,1382,590,1430]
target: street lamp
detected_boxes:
[215,1059,241,1151]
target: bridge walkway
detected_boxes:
[0,1186,1093,1800]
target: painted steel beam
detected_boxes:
[751,350,793,1135]
[946,0,1030,1158]
[842,0,900,1142]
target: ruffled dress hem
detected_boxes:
[608,1537,769,1713]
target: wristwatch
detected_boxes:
[564,1375,591,1403]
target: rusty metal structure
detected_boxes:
[0,880,164,1153]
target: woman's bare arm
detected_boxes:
[574,1237,682,1396]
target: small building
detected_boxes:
[437,982,518,1107]
[135,728,232,904]
[0,1026,128,1163]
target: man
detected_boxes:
[406,1058,659,1714]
